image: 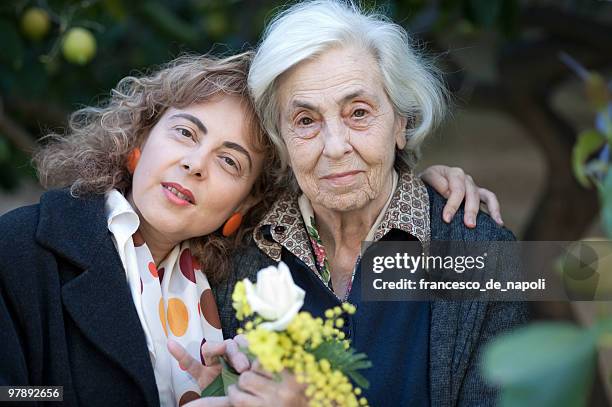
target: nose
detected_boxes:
[321,119,353,159]
[180,148,208,179]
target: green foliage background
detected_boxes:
[0,0,530,190]
[2,0,612,406]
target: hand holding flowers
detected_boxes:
[228,262,371,406]
[171,262,371,406]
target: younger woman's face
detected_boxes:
[129,95,264,245]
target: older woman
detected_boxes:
[210,1,528,406]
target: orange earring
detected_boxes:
[127,148,141,174]
[222,213,243,237]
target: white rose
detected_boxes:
[243,262,305,331]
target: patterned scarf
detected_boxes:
[105,190,223,406]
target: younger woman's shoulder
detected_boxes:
[0,188,80,253]
[0,202,41,241]
[0,202,44,283]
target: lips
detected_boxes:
[321,170,363,180]
[161,182,196,204]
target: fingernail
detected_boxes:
[443,212,450,223]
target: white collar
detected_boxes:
[105,189,140,252]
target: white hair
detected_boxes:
[248,0,449,172]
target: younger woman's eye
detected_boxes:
[222,156,237,168]
[177,128,194,139]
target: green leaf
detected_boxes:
[573,130,606,188]
[220,358,239,395]
[591,317,612,337]
[482,322,597,407]
[199,359,239,398]
[310,340,372,389]
[584,160,607,191]
[601,167,612,238]
[200,374,224,398]
[585,73,610,111]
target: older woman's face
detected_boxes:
[129,95,263,244]
[277,46,407,211]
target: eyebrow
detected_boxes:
[170,113,208,134]
[339,90,380,105]
[289,90,380,112]
[223,141,253,171]
[291,100,317,111]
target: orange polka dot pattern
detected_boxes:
[131,237,223,406]
[105,191,224,406]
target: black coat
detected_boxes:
[0,190,159,407]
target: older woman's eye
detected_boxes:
[352,108,367,118]
[298,117,314,126]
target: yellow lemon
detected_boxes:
[21,8,50,41]
[62,27,97,65]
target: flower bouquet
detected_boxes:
[201,262,371,407]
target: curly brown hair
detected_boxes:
[34,52,284,284]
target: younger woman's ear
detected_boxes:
[395,116,408,150]
[236,194,262,215]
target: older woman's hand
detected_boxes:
[227,361,308,407]
[419,165,503,228]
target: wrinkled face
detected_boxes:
[277,46,407,212]
[129,95,263,244]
